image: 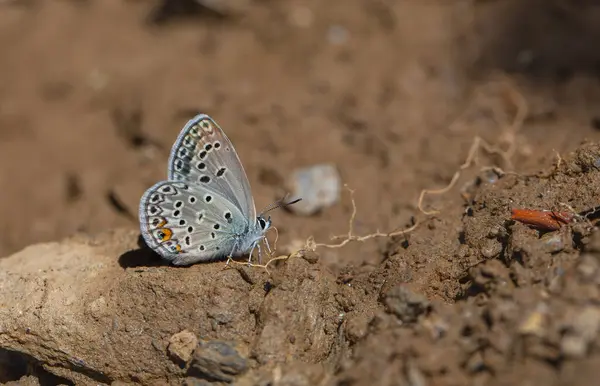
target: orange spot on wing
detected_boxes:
[157,228,173,241]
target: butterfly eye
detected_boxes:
[258,218,267,229]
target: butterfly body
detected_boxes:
[139,114,271,265]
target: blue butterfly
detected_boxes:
[139,114,295,265]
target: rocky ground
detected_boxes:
[2,1,600,385]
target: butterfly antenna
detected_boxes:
[260,194,302,215]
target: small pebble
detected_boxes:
[327,25,349,45]
[480,168,500,184]
[560,307,600,358]
[561,335,588,358]
[577,254,599,280]
[286,164,341,216]
[168,330,199,365]
[188,340,248,382]
[518,303,548,336]
[480,239,503,259]
[541,232,565,253]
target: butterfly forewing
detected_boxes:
[167,114,256,220]
[139,180,249,265]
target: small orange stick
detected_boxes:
[511,209,575,231]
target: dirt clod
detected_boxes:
[382,285,431,324]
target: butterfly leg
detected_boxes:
[248,242,257,265]
[256,242,263,265]
[226,242,238,266]
[263,236,272,257]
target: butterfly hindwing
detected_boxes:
[139,180,249,265]
[167,114,256,220]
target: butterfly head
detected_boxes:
[255,196,301,237]
[257,215,272,232]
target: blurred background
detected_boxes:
[2,0,600,269]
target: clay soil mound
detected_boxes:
[3,1,600,385]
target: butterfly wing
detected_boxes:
[139,180,250,265]
[167,114,256,220]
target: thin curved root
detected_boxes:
[308,185,419,250]
[418,75,528,215]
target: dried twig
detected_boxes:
[309,185,419,249]
[225,253,296,276]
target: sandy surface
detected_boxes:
[2,1,600,385]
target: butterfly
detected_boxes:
[138,114,293,265]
